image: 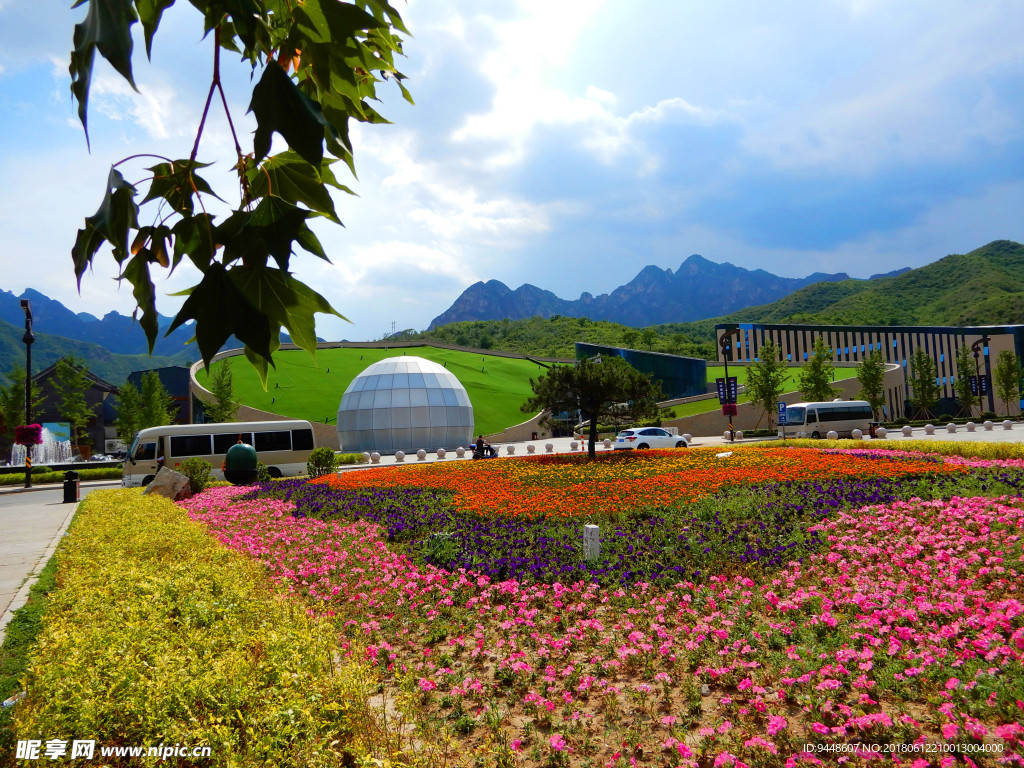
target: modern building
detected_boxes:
[574,343,707,399]
[337,356,475,453]
[715,322,1024,418]
[31,361,118,453]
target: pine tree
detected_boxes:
[115,379,144,443]
[140,371,175,428]
[204,359,238,423]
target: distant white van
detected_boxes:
[122,420,316,487]
[783,401,874,439]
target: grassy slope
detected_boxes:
[198,346,554,437]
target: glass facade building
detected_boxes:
[337,356,475,453]
[574,343,707,399]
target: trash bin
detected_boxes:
[63,471,80,504]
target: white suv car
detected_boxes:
[613,427,688,450]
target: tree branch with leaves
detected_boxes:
[69,0,412,384]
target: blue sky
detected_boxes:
[1,0,1023,343]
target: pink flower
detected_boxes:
[941,722,959,739]
[418,678,436,692]
[550,734,567,752]
[767,715,788,736]
[945,677,960,690]
[662,715,677,726]
[811,722,830,735]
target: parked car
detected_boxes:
[613,427,688,450]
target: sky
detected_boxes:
[1,0,1023,344]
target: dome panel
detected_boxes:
[338,356,474,454]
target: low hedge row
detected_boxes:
[0,468,122,486]
[14,490,388,767]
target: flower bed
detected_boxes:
[310,446,962,520]
[179,448,1024,767]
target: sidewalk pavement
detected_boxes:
[0,494,77,646]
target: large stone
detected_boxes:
[142,467,193,501]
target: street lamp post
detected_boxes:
[720,325,739,442]
[20,300,34,489]
[971,335,991,417]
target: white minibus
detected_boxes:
[122,420,317,487]
[783,401,875,439]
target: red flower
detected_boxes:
[14,424,42,446]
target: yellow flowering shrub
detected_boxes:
[15,490,401,767]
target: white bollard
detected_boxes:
[436,448,446,460]
[456,446,466,458]
[583,524,601,560]
[984,420,994,431]
[924,424,935,435]
[395,451,405,462]
[683,434,692,443]
[875,427,887,438]
[946,423,957,433]
[966,422,976,432]
[1004,420,1014,430]
[734,430,743,440]
[570,441,579,452]
[370,452,381,464]
[527,444,536,454]
[850,428,863,439]
[416,449,427,461]
[902,425,913,437]
[545,443,554,453]
[506,445,515,455]
[362,452,371,464]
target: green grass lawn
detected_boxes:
[197,346,554,437]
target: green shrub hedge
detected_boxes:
[14,489,385,767]
[0,468,122,487]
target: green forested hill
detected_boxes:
[726,240,1024,326]
[416,241,1024,359]
[0,316,196,387]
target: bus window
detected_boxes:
[135,441,157,461]
[806,410,817,424]
[785,407,805,425]
[170,434,212,457]
[255,431,292,452]
[291,428,314,451]
[214,433,253,453]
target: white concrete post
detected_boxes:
[583,524,600,560]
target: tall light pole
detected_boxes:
[971,335,991,417]
[20,299,34,489]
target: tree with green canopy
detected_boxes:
[908,347,940,419]
[855,351,887,420]
[68,0,412,385]
[522,356,663,460]
[745,340,788,428]
[52,358,99,447]
[953,345,980,417]
[798,338,839,403]
[204,359,239,423]
[995,350,1020,417]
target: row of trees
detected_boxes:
[745,338,1021,426]
[0,358,237,451]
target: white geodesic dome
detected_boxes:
[337,356,475,454]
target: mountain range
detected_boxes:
[429,254,910,329]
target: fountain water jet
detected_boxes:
[10,428,74,466]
